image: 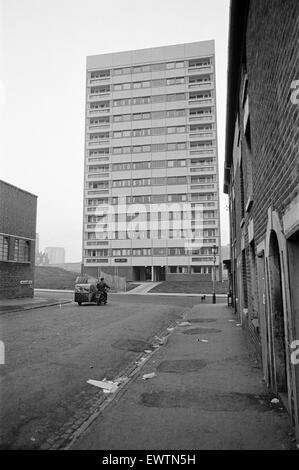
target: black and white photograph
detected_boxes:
[0,0,299,458]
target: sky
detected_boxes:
[0,0,230,262]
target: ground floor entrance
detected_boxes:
[132,266,166,282]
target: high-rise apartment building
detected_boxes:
[82,41,221,282]
[45,247,65,265]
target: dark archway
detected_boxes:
[268,231,287,393]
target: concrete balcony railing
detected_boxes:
[189,114,214,123]
[88,91,110,100]
[87,108,111,116]
[188,98,213,106]
[87,173,110,179]
[189,131,215,139]
[188,65,213,74]
[86,189,109,197]
[189,166,216,174]
[189,147,216,156]
[88,124,110,132]
[188,82,214,90]
[88,77,111,86]
[87,139,110,147]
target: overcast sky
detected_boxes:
[0,0,230,262]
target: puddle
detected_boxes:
[188,319,217,323]
[112,339,152,353]
[182,328,222,335]
[140,390,276,412]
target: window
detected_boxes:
[167,176,186,185]
[152,143,166,152]
[112,180,131,188]
[132,178,151,187]
[151,160,166,169]
[166,62,175,69]
[168,247,186,256]
[153,248,167,256]
[168,194,187,202]
[152,177,166,186]
[152,63,165,72]
[13,239,30,262]
[152,94,165,103]
[152,127,165,136]
[152,79,164,87]
[112,162,131,171]
[0,235,9,261]
[132,161,150,170]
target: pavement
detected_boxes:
[0,295,71,314]
[0,293,296,450]
[70,303,296,450]
[126,282,161,294]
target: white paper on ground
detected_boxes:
[270,398,280,404]
[87,379,118,393]
[178,322,191,327]
[142,372,157,380]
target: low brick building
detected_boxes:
[224,0,299,438]
[0,180,37,299]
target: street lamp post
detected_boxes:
[212,244,217,304]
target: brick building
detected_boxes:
[224,0,299,438]
[0,180,37,299]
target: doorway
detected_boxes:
[268,231,288,393]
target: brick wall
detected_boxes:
[246,0,299,244]
[0,181,37,299]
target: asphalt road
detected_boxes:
[0,293,198,449]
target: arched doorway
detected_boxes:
[268,231,287,393]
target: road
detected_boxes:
[0,293,198,449]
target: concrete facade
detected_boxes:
[0,180,37,299]
[83,41,221,282]
[224,0,299,438]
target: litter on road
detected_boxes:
[142,372,157,380]
[177,322,191,327]
[87,379,118,394]
[270,398,280,404]
[144,350,152,354]
[199,339,209,343]
[167,327,175,332]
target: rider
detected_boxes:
[96,277,110,303]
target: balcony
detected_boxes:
[88,91,110,101]
[189,147,216,156]
[188,98,214,107]
[88,123,110,132]
[86,189,109,197]
[188,65,213,75]
[87,108,110,117]
[189,114,214,123]
[188,81,214,91]
[87,138,110,148]
[87,173,110,179]
[189,131,215,139]
[88,76,111,86]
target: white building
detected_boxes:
[45,247,65,265]
[83,41,221,282]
